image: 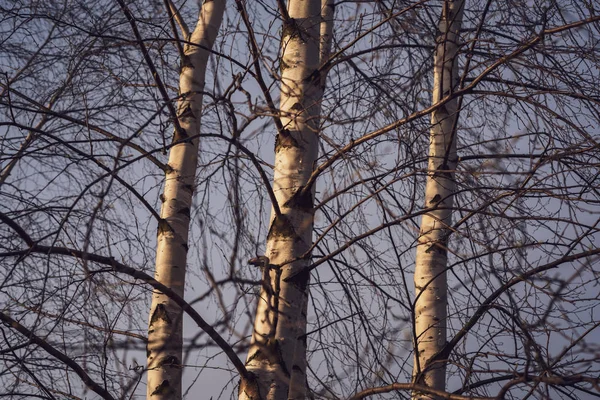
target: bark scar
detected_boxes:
[150,303,171,325]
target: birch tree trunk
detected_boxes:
[412,1,464,399]
[240,1,330,399]
[146,1,225,399]
[286,3,334,399]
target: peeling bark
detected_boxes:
[146,2,225,399]
[241,1,333,399]
[412,1,464,399]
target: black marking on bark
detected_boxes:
[300,334,307,346]
[284,187,314,212]
[280,58,291,72]
[180,54,193,71]
[429,194,442,204]
[157,219,173,236]
[267,215,297,240]
[248,256,269,267]
[306,69,321,84]
[182,243,188,252]
[282,18,300,40]
[150,303,171,325]
[290,102,303,111]
[173,127,188,143]
[433,163,452,179]
[177,207,190,217]
[249,345,270,363]
[246,347,266,364]
[238,372,261,399]
[264,337,291,377]
[246,338,286,371]
[151,380,173,396]
[159,193,166,203]
[425,241,448,255]
[424,244,436,254]
[178,104,194,121]
[157,355,180,367]
[275,130,299,152]
[183,183,194,194]
[292,364,304,373]
[146,345,151,357]
[285,267,310,291]
[165,164,175,174]
[438,103,450,115]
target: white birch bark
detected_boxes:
[146,1,225,399]
[239,1,328,399]
[412,1,464,399]
[286,2,334,399]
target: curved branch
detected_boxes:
[347,374,600,400]
[0,242,249,381]
[432,248,600,363]
[0,82,166,171]
[234,0,286,140]
[116,0,185,139]
[194,132,281,216]
[0,123,162,222]
[305,14,600,191]
[0,211,34,247]
[164,0,189,39]
[0,312,117,400]
[346,382,492,400]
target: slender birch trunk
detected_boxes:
[285,2,334,399]
[412,1,464,399]
[239,1,330,399]
[146,2,225,399]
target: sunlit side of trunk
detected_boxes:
[412,1,464,399]
[146,1,225,399]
